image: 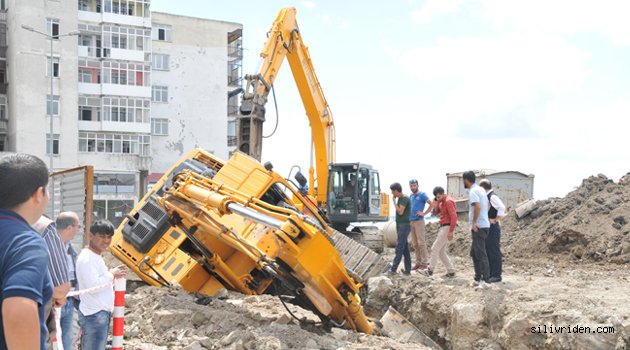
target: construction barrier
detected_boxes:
[112,278,126,350]
[52,306,64,350]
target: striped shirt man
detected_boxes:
[33,216,70,288]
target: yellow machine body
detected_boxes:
[111,149,374,333]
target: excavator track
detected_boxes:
[330,230,389,281]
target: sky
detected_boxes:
[152,0,630,200]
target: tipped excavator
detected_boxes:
[111,149,389,333]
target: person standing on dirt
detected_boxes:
[463,171,491,284]
[479,180,506,283]
[76,220,127,349]
[56,211,82,350]
[408,179,432,270]
[0,153,53,350]
[384,182,412,276]
[423,186,457,277]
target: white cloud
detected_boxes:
[411,0,630,44]
[411,0,467,24]
[301,1,316,9]
[392,32,590,133]
[480,0,630,44]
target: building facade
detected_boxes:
[1,0,242,226]
[150,12,241,174]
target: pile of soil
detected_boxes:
[501,174,630,263]
[122,285,428,350]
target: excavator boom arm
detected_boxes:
[239,7,336,205]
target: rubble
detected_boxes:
[115,174,630,349]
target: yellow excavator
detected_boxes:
[238,8,389,246]
[110,149,389,333]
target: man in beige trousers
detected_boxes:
[408,179,433,270]
[424,186,457,277]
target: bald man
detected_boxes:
[56,212,82,350]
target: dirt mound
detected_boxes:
[122,285,429,350]
[500,174,630,263]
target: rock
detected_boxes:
[182,341,205,350]
[365,276,394,311]
[304,339,318,349]
[252,336,283,350]
[275,314,292,324]
[191,311,210,328]
[243,295,260,303]
[153,309,191,330]
[214,288,229,299]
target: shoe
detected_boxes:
[444,272,456,278]
[476,281,490,289]
[418,264,429,271]
[402,270,411,276]
[422,269,433,276]
[383,270,396,276]
[411,263,422,270]
[488,276,502,283]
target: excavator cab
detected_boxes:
[326,163,388,230]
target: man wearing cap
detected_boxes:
[408,179,433,270]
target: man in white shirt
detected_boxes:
[463,171,491,284]
[76,220,126,349]
[479,179,506,283]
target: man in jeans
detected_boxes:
[56,211,82,350]
[408,179,433,271]
[479,180,506,283]
[384,183,412,276]
[424,186,457,277]
[76,220,127,349]
[463,171,491,285]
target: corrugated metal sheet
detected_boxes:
[446,170,534,211]
[45,166,94,244]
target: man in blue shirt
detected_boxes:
[408,179,433,270]
[463,171,491,285]
[0,153,53,350]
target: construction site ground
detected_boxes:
[113,174,630,350]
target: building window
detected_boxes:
[227,93,239,115]
[78,0,89,11]
[47,95,60,116]
[0,135,6,152]
[79,132,150,155]
[227,120,237,146]
[151,118,168,135]
[151,54,169,71]
[78,96,102,121]
[151,86,168,103]
[102,25,150,52]
[101,61,150,87]
[47,18,60,38]
[152,24,172,41]
[93,173,136,194]
[46,134,60,155]
[102,96,150,123]
[47,57,60,78]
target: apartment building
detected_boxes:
[1,0,242,226]
[150,12,242,174]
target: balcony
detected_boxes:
[0,119,7,133]
[78,120,151,134]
